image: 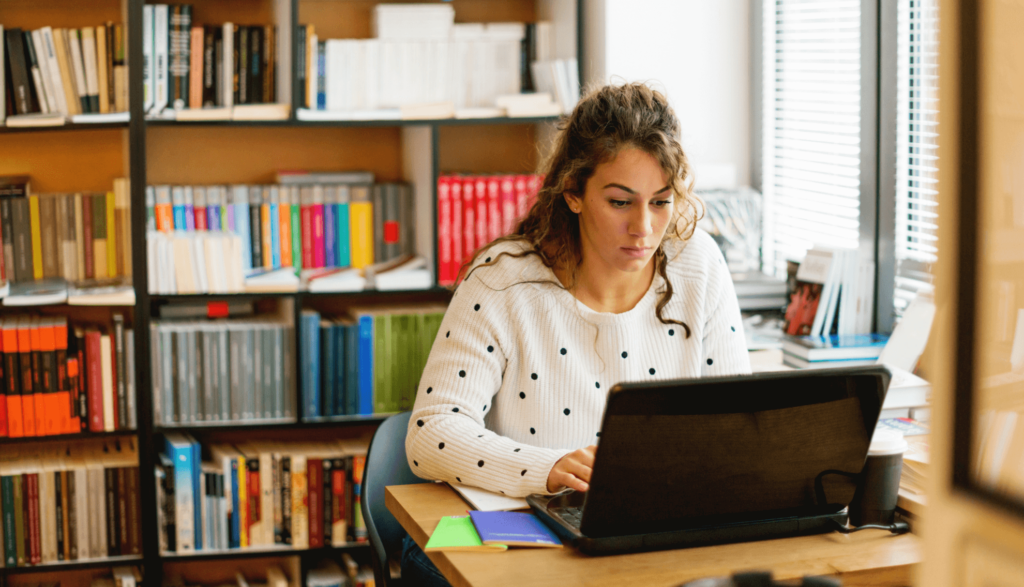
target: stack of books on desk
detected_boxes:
[781,333,889,369]
[731,271,788,311]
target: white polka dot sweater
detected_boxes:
[406,228,752,497]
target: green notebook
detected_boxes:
[424,516,508,552]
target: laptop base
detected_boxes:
[527,494,849,556]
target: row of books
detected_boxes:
[0,314,136,439]
[145,181,416,295]
[142,5,281,115]
[151,318,296,427]
[783,247,875,337]
[436,173,542,286]
[158,435,368,553]
[0,438,140,567]
[300,304,444,419]
[0,177,132,285]
[1,24,128,126]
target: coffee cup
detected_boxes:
[849,429,908,527]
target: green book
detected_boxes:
[373,314,388,414]
[13,475,24,566]
[290,201,301,269]
[424,515,506,552]
[2,476,16,566]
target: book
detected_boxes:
[782,333,890,362]
[783,249,832,336]
[424,515,507,552]
[468,511,562,548]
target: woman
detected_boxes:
[402,82,751,583]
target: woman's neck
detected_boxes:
[554,256,656,314]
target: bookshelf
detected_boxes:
[2,0,583,584]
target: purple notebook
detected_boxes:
[468,511,563,548]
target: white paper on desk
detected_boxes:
[448,482,529,511]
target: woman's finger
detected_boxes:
[557,471,590,492]
[560,458,593,483]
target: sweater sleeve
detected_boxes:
[406,269,571,497]
[701,249,753,377]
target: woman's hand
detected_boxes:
[547,445,597,493]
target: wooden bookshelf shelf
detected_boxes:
[0,556,144,576]
[0,121,131,134]
[144,115,561,129]
[158,543,369,563]
[0,430,136,446]
[154,415,389,434]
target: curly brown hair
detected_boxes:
[459,82,703,337]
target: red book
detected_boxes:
[486,176,501,243]
[450,177,463,282]
[247,461,260,543]
[3,321,22,437]
[85,330,104,432]
[500,175,516,236]
[77,338,86,431]
[67,353,80,433]
[300,187,314,269]
[526,174,541,213]
[462,177,476,260]
[307,459,322,548]
[53,318,71,433]
[436,176,452,286]
[82,194,95,280]
[39,319,59,437]
[17,318,36,437]
[0,319,7,438]
[514,175,529,226]
[312,189,325,269]
[195,204,207,230]
[475,176,488,251]
[331,460,346,542]
[27,473,41,564]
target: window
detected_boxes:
[892,0,939,316]
[761,0,864,279]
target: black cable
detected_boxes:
[829,519,910,535]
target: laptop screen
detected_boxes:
[582,366,890,537]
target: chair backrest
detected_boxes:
[361,411,432,587]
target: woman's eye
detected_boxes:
[654,200,673,207]
[609,200,629,208]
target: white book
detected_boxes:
[66,29,90,112]
[308,33,319,109]
[144,5,154,111]
[222,23,234,108]
[27,43,51,114]
[364,40,380,110]
[325,40,344,111]
[81,28,101,112]
[154,4,169,113]
[88,467,107,559]
[30,30,60,114]
[74,469,90,559]
[101,333,115,431]
[191,233,209,293]
[40,27,70,116]
[39,470,55,562]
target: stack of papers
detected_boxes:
[424,511,562,552]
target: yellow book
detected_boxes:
[115,178,131,277]
[29,195,43,280]
[92,194,108,280]
[349,201,374,269]
[291,454,308,549]
[106,191,116,278]
[95,26,109,114]
[261,200,272,269]
[238,455,248,548]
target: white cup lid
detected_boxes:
[869,429,908,456]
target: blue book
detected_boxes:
[164,433,197,553]
[334,323,347,416]
[184,187,196,231]
[232,186,252,272]
[301,310,321,418]
[230,459,240,548]
[324,200,336,268]
[335,202,351,267]
[270,199,281,268]
[344,322,359,415]
[208,202,220,233]
[468,511,563,548]
[191,435,202,551]
[356,314,374,415]
[784,333,890,362]
[317,42,326,110]
[172,186,187,230]
[321,321,336,417]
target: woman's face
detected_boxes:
[566,147,675,277]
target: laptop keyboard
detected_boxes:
[556,507,583,528]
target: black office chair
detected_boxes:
[361,411,432,587]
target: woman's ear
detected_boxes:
[564,193,582,214]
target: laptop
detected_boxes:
[527,365,892,554]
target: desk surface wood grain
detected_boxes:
[386,483,922,587]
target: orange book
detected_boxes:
[280,197,293,268]
[54,318,73,433]
[29,317,46,436]
[3,320,23,437]
[17,317,37,437]
[261,195,272,269]
[39,318,59,436]
[0,318,6,438]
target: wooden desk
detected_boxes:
[386,483,922,587]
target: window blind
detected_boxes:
[762,0,863,278]
[893,0,939,315]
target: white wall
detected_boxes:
[583,0,752,189]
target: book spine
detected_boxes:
[113,315,127,429]
[237,455,247,548]
[323,194,336,268]
[28,196,43,280]
[345,324,358,415]
[307,459,321,548]
[300,188,313,269]
[357,315,373,415]
[462,177,475,261]
[105,191,116,277]
[6,29,36,114]
[312,190,325,268]
[349,200,373,269]
[280,456,291,545]
[475,177,488,254]
[3,476,16,566]
[322,458,332,545]
[189,26,203,109]
[13,475,25,565]
[203,26,216,106]
[85,331,103,432]
[4,327,22,438]
[330,458,346,545]
[249,188,262,270]
[27,474,40,564]
[335,200,350,268]
[279,192,292,267]
[17,321,36,437]
[450,178,463,282]
[290,192,302,269]
[66,470,77,560]
[437,176,452,285]
[260,191,272,268]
